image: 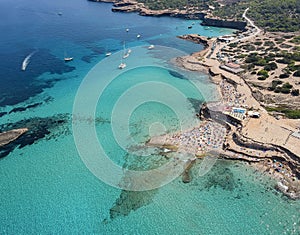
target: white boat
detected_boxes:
[123,49,131,59]
[118,62,126,69]
[64,51,73,62]
[137,34,141,39]
[21,51,36,71]
[22,56,30,71]
[119,43,127,69]
[148,45,155,49]
[126,28,129,32]
[64,57,73,62]
[122,42,131,59]
[123,53,130,59]
[105,52,112,57]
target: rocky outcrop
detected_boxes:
[0,128,28,147]
[201,18,247,30]
[89,0,247,29]
[177,34,210,48]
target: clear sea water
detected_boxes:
[0,0,299,234]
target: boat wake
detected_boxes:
[21,51,36,71]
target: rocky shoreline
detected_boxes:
[152,32,300,199]
[88,0,247,30]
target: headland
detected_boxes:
[85,1,300,198]
[158,8,300,198]
[88,0,247,30]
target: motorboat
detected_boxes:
[64,57,73,62]
[118,62,126,69]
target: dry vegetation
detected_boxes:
[220,32,300,118]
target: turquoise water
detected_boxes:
[0,0,299,234]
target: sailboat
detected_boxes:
[118,42,127,69]
[64,50,73,62]
[64,57,73,62]
[104,46,112,57]
[122,42,131,59]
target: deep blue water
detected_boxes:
[0,0,235,108]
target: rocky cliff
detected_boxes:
[201,18,247,30]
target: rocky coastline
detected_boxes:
[201,17,247,30]
[151,30,300,199]
[88,0,247,30]
[177,34,210,48]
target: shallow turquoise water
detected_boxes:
[0,0,299,234]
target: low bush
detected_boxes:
[279,73,290,79]
[291,89,300,96]
[257,69,268,76]
[264,62,278,71]
[294,70,300,77]
[282,82,293,89]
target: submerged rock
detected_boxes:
[0,114,70,158]
[0,128,28,147]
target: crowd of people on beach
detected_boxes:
[264,159,297,180]
[166,121,226,154]
[219,79,246,106]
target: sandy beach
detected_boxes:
[150,10,300,198]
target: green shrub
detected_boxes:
[266,107,300,119]
[294,46,300,51]
[294,70,300,77]
[228,43,238,48]
[268,86,275,91]
[254,59,267,66]
[280,44,292,49]
[291,89,300,96]
[282,82,293,89]
[279,73,290,79]
[264,41,275,47]
[254,41,262,46]
[257,69,269,78]
[280,87,291,94]
[274,87,281,93]
[276,58,293,64]
[290,36,300,44]
[236,54,247,58]
[275,38,285,43]
[264,62,278,71]
[271,80,283,87]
